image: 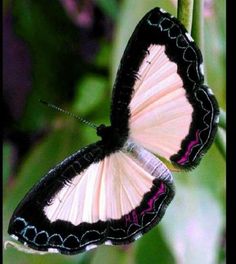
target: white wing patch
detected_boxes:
[43,152,155,225]
[130,44,193,159]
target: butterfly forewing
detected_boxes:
[111,8,219,168]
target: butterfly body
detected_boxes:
[8,7,218,255]
[96,124,126,153]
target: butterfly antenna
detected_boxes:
[39,100,98,129]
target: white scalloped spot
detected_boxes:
[85,244,97,251]
[134,232,142,241]
[200,63,204,75]
[159,8,167,13]
[48,248,60,253]
[185,32,194,42]
[104,240,113,245]
[207,88,214,95]
[214,115,219,124]
[11,234,19,241]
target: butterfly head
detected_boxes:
[96,124,126,152]
[96,124,108,138]
[96,124,116,143]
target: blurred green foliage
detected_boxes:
[3,0,225,263]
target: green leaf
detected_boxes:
[90,246,126,264]
[72,75,108,116]
[94,41,112,68]
[135,228,175,264]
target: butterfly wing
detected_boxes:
[8,141,174,254]
[110,7,219,169]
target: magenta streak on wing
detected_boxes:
[132,210,138,224]
[125,214,131,226]
[125,210,139,226]
[140,182,166,216]
[177,130,200,165]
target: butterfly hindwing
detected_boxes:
[8,141,174,254]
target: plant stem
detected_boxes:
[219,108,226,129]
[177,0,194,32]
[215,109,226,160]
[192,0,204,49]
[215,128,226,160]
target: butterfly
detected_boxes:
[8,7,219,255]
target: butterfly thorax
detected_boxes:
[97,124,126,153]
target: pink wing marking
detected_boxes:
[43,151,155,225]
[130,44,193,160]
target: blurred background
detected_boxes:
[3,0,225,263]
